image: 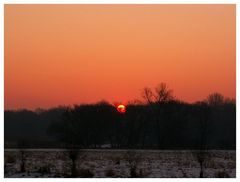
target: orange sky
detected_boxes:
[4,4,236,110]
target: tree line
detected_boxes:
[5,83,236,149]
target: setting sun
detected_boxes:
[117,104,126,113]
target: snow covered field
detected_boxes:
[4,149,236,178]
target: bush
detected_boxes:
[130,165,137,177]
[105,168,115,177]
[125,151,141,178]
[5,155,16,163]
[77,169,94,178]
[38,165,51,174]
[115,157,121,165]
[215,170,230,178]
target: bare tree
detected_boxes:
[154,83,174,104]
[67,146,79,177]
[141,82,174,149]
[125,150,141,177]
[142,83,174,105]
[206,92,224,106]
[195,92,233,177]
[61,108,87,177]
[193,102,211,178]
[195,92,226,177]
[142,87,154,105]
[17,140,27,173]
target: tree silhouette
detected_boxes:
[206,92,224,106]
[142,82,175,148]
[154,83,174,104]
[193,102,211,178]
[4,85,236,151]
[17,140,28,173]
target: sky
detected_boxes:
[4,4,236,110]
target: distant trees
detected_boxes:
[124,105,148,149]
[5,85,236,150]
[142,83,175,149]
[5,107,67,148]
[48,103,121,148]
[192,92,236,177]
[205,93,236,149]
[206,92,236,107]
[4,86,235,179]
[206,92,224,106]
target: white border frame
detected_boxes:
[0,1,238,181]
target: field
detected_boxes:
[4,149,236,178]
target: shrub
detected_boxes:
[5,155,16,163]
[125,151,141,178]
[130,165,137,177]
[215,170,230,178]
[105,168,115,177]
[115,157,121,165]
[77,168,94,178]
[38,165,51,174]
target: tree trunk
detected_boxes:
[20,151,26,173]
[200,162,203,178]
[20,162,25,173]
[71,159,77,177]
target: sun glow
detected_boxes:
[117,104,126,113]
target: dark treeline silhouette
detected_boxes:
[5,83,236,149]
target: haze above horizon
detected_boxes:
[5,4,236,110]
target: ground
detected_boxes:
[4,149,236,178]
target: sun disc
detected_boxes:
[117,104,126,113]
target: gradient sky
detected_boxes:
[5,4,236,110]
